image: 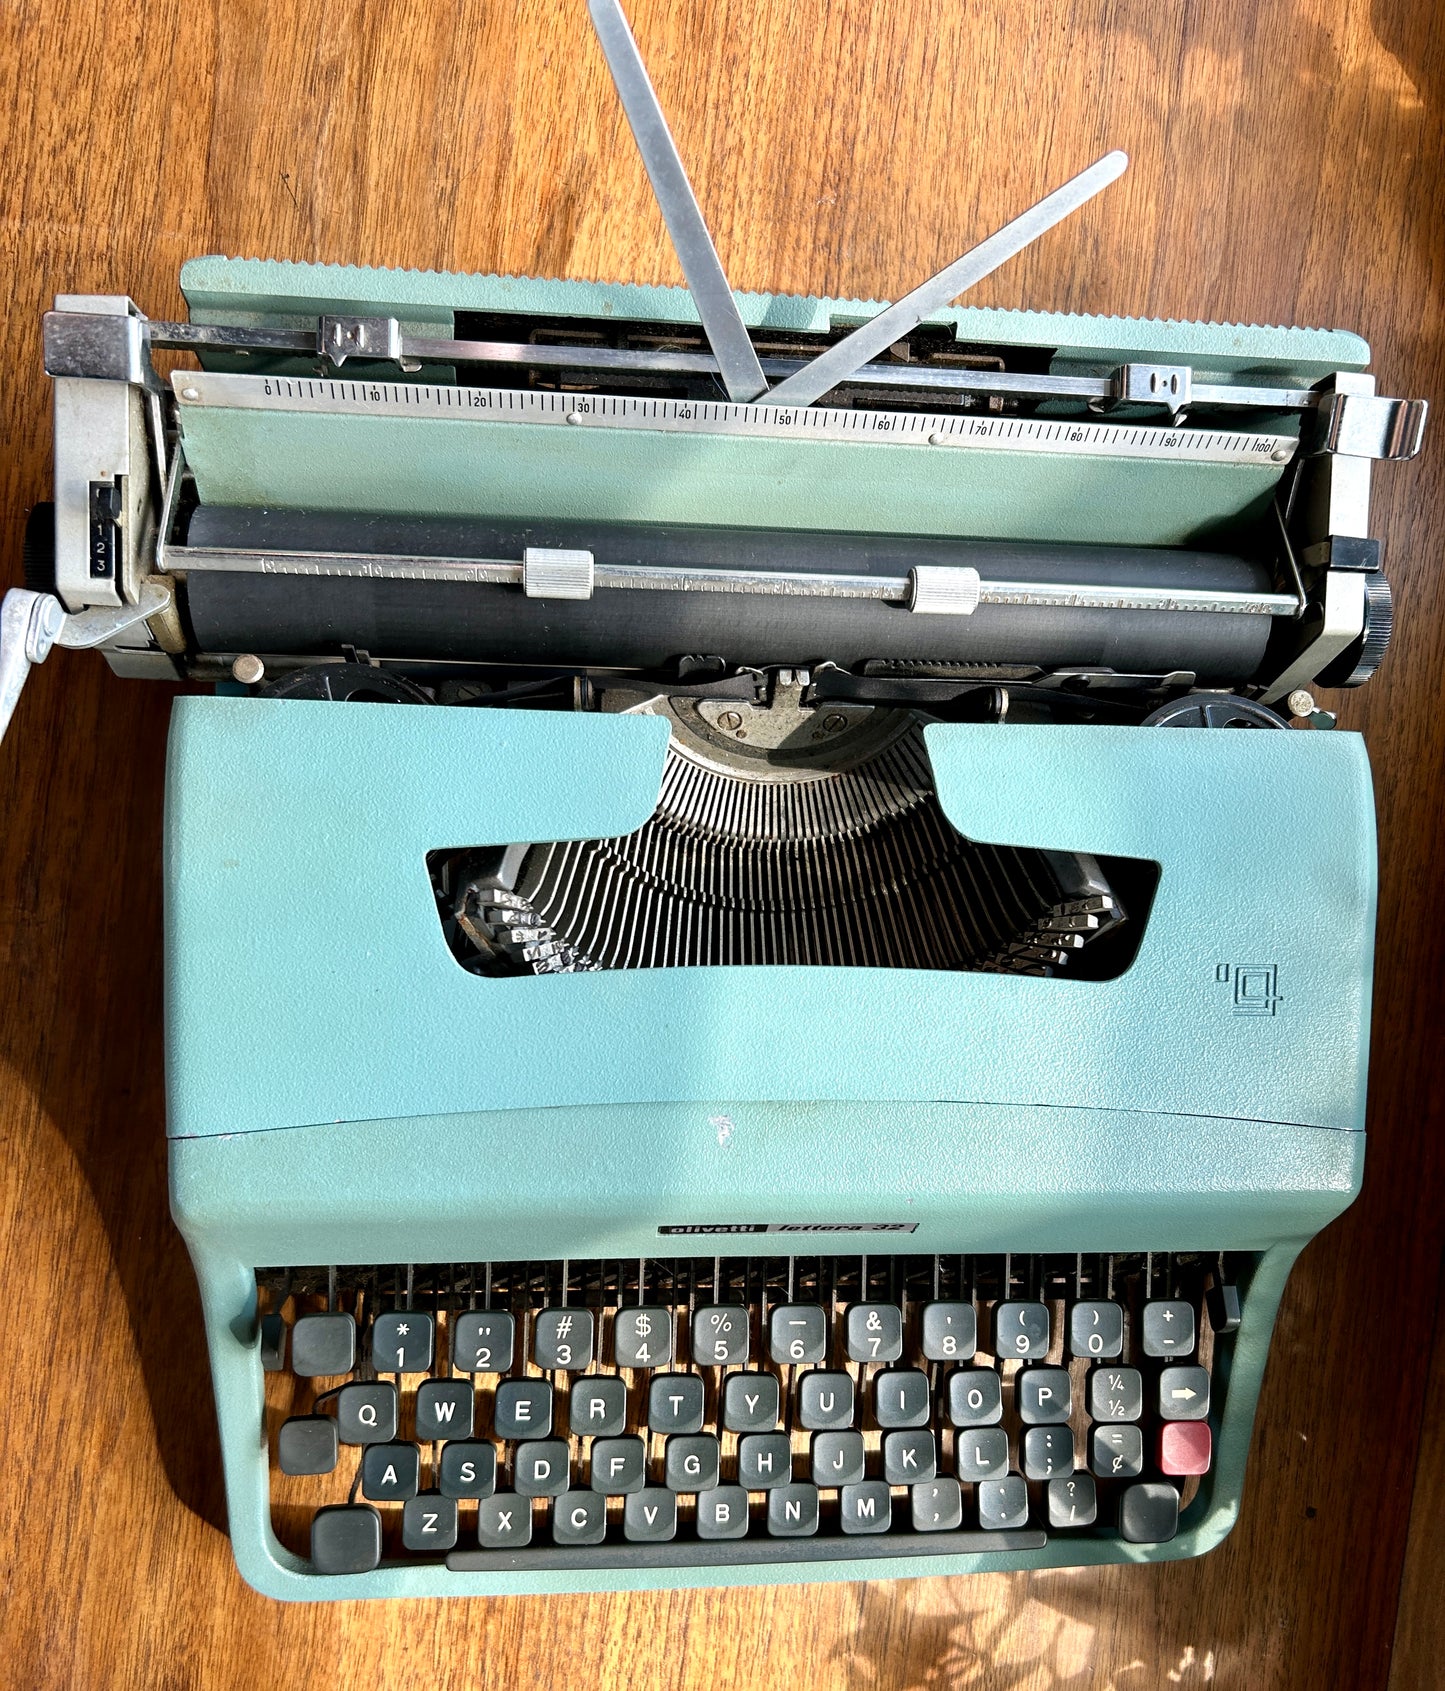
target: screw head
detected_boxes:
[1286,688,1316,718]
[822,713,848,733]
[718,710,743,730]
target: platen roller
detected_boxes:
[182,508,1276,680]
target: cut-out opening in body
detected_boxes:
[429,703,1157,979]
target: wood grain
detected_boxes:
[1,2,1442,1687]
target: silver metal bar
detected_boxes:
[148,320,318,356]
[172,370,1299,464]
[177,546,524,585]
[393,334,1125,399]
[172,543,1295,615]
[140,317,1321,409]
[758,150,1129,406]
[587,0,768,403]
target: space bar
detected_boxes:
[447,1529,1046,1573]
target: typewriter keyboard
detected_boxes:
[256,1254,1238,1575]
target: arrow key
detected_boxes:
[1158,1364,1210,1421]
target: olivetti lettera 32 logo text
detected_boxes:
[1214,962,1283,1016]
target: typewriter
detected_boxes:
[1,0,1426,1600]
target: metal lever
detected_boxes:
[0,578,171,748]
[759,150,1129,408]
[588,0,768,403]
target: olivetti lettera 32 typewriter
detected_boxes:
[2,0,1427,1601]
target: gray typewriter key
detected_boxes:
[912,1477,964,1532]
[590,1436,647,1494]
[1119,1481,1180,1544]
[1069,1299,1125,1359]
[1017,1366,1072,1424]
[946,1367,1003,1426]
[764,1482,817,1537]
[1158,1364,1211,1421]
[613,1305,673,1368]
[955,1426,1009,1482]
[1088,1365,1143,1423]
[403,1493,459,1552]
[840,1481,892,1534]
[874,1368,931,1429]
[845,1303,903,1363]
[978,1475,1029,1531]
[515,1438,570,1497]
[438,1440,495,1499]
[361,1441,420,1501]
[372,1310,434,1374]
[1207,1282,1242,1333]
[337,1381,398,1445]
[452,1310,515,1374]
[533,1306,595,1371]
[883,1429,936,1484]
[737,1432,792,1490]
[624,1488,678,1543]
[1049,1474,1097,1529]
[665,1433,721,1492]
[477,1492,532,1549]
[811,1429,865,1487]
[697,1485,750,1539]
[797,1370,854,1430]
[1091,1424,1145,1479]
[278,1415,338,1476]
[570,1376,627,1437]
[260,1313,286,1372]
[769,1303,828,1365]
[648,1373,705,1434]
[310,1504,382,1575]
[493,1378,553,1440]
[994,1300,1050,1360]
[723,1372,780,1432]
[291,1311,356,1378]
[553,1491,608,1545]
[1023,1426,1074,1481]
[692,1305,750,1367]
[415,1379,474,1441]
[920,1301,977,1362]
[1142,1300,1195,1358]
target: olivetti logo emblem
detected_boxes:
[1215,962,1283,1016]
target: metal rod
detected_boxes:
[587,0,767,402]
[171,543,1297,615]
[144,318,1320,411]
[758,150,1129,407]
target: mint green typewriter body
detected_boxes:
[161,262,1375,1601]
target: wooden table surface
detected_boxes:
[2,2,1443,1686]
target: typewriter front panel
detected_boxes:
[166,695,1370,1597]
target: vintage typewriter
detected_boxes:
[1,0,1427,1600]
